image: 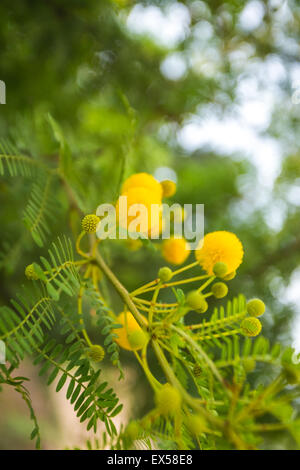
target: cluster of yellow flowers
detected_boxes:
[162,230,244,272]
[38,172,264,358]
[110,225,264,352]
[116,172,176,236]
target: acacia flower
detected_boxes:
[195,231,244,275]
[116,186,163,236]
[121,172,163,200]
[162,236,190,265]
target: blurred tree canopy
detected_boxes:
[0,0,300,394]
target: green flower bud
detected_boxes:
[158,267,173,283]
[128,330,148,350]
[223,271,236,281]
[156,384,181,416]
[87,345,105,362]
[81,214,100,233]
[25,264,39,280]
[246,299,265,317]
[186,291,208,312]
[240,317,262,337]
[213,262,228,278]
[211,282,228,299]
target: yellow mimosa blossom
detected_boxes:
[116,186,163,236]
[121,172,163,200]
[195,231,244,275]
[162,236,190,265]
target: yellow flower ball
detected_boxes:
[195,231,244,275]
[116,186,163,236]
[112,312,144,351]
[162,236,190,265]
[161,180,176,198]
[121,173,163,200]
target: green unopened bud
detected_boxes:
[87,345,105,362]
[223,271,236,281]
[240,317,262,337]
[81,214,100,233]
[156,384,181,416]
[158,267,173,283]
[128,330,148,350]
[246,299,265,317]
[211,282,228,299]
[186,291,208,313]
[196,299,208,313]
[25,264,39,280]
[213,262,228,278]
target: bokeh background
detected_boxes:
[0,0,300,449]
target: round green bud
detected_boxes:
[240,317,262,337]
[196,299,208,313]
[125,421,141,441]
[186,415,207,435]
[246,299,265,317]
[87,345,105,362]
[81,214,100,233]
[193,364,202,378]
[243,358,256,373]
[128,330,148,350]
[211,282,228,299]
[25,264,39,281]
[156,384,181,416]
[186,291,207,312]
[213,262,228,278]
[223,271,236,281]
[158,267,173,283]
